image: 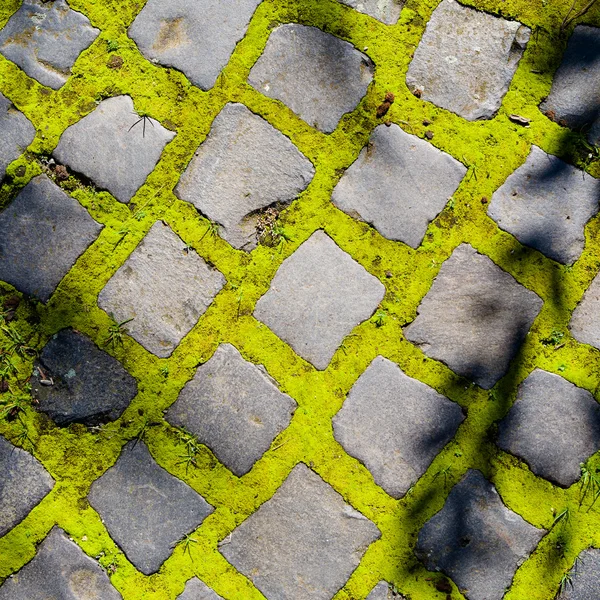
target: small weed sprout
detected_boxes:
[558,571,573,595]
[541,330,565,348]
[160,365,169,377]
[106,39,120,52]
[552,506,571,526]
[128,112,155,138]
[200,220,220,241]
[373,309,387,328]
[579,461,600,510]
[432,465,452,489]
[1,325,36,358]
[176,429,201,473]
[104,318,134,350]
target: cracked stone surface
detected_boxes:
[498,369,600,487]
[333,356,464,498]
[0,527,121,600]
[406,0,530,120]
[220,463,380,600]
[30,328,137,427]
[129,0,261,90]
[254,230,385,370]
[98,221,226,358]
[404,244,543,389]
[0,435,54,538]
[175,103,315,250]
[416,470,545,600]
[0,0,99,90]
[489,146,600,265]
[367,581,404,599]
[332,123,466,248]
[0,93,35,181]
[178,578,223,600]
[166,343,297,476]
[560,548,600,600]
[249,24,374,132]
[0,174,102,302]
[53,95,175,203]
[338,0,403,24]
[88,440,214,575]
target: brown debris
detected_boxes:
[376,92,395,118]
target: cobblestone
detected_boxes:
[0,93,35,181]
[178,578,223,599]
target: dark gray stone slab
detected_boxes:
[221,463,380,600]
[0,527,122,600]
[498,369,600,487]
[31,328,137,427]
[98,221,226,358]
[333,356,464,498]
[0,93,35,181]
[338,0,403,24]
[0,0,99,90]
[166,344,296,476]
[88,440,213,575]
[560,548,600,600]
[406,0,530,120]
[332,123,466,248]
[175,103,315,250]
[404,244,542,389]
[248,24,374,133]
[0,174,102,302]
[178,578,223,600]
[570,271,600,350]
[254,230,385,370]
[53,95,175,203]
[416,470,545,600]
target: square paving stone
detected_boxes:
[0,174,102,302]
[0,92,35,181]
[560,548,600,600]
[338,0,403,24]
[0,0,99,90]
[248,24,374,133]
[497,369,600,487]
[166,343,296,477]
[178,578,223,600]
[489,146,600,265]
[175,103,315,250]
[404,244,543,389]
[31,328,137,427]
[333,356,464,498]
[220,463,380,600]
[88,440,214,575]
[129,0,261,91]
[98,221,226,358]
[570,270,600,351]
[0,527,122,600]
[254,230,385,370]
[332,123,466,248]
[367,581,405,599]
[53,95,176,203]
[416,469,545,600]
[0,434,54,538]
[405,0,530,120]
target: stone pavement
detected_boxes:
[1,1,600,599]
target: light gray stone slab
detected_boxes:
[333,356,464,498]
[254,230,385,370]
[338,0,403,24]
[178,578,223,600]
[0,174,102,302]
[166,344,296,476]
[248,24,374,132]
[53,95,175,203]
[404,244,543,389]
[406,0,530,120]
[367,581,405,599]
[416,470,545,600]
[560,548,600,600]
[0,527,122,600]
[0,0,99,90]
[88,440,213,575]
[0,93,35,180]
[332,123,466,248]
[221,463,380,600]
[175,103,315,250]
[129,0,261,90]
[570,270,600,350]
[98,222,225,358]
[498,369,600,487]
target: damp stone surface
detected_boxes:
[0,92,35,181]
[178,578,223,600]
[560,548,600,600]
[338,0,403,24]
[570,271,600,351]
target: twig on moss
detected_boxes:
[561,0,599,31]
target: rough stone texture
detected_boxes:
[489,145,600,265]
[0,527,122,600]
[0,174,102,302]
[166,344,296,476]
[0,435,54,537]
[367,581,405,599]
[248,24,374,133]
[30,328,137,427]
[0,0,99,90]
[404,244,543,389]
[0,93,35,180]
[498,369,600,487]
[333,356,464,498]
[254,230,385,370]
[178,578,223,600]
[175,103,315,250]
[53,95,175,203]
[88,440,213,575]
[570,270,600,351]
[221,463,380,600]
[338,0,403,24]
[129,0,261,91]
[416,470,545,600]
[98,221,226,358]
[406,0,530,120]
[332,123,466,248]
[560,548,600,600]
